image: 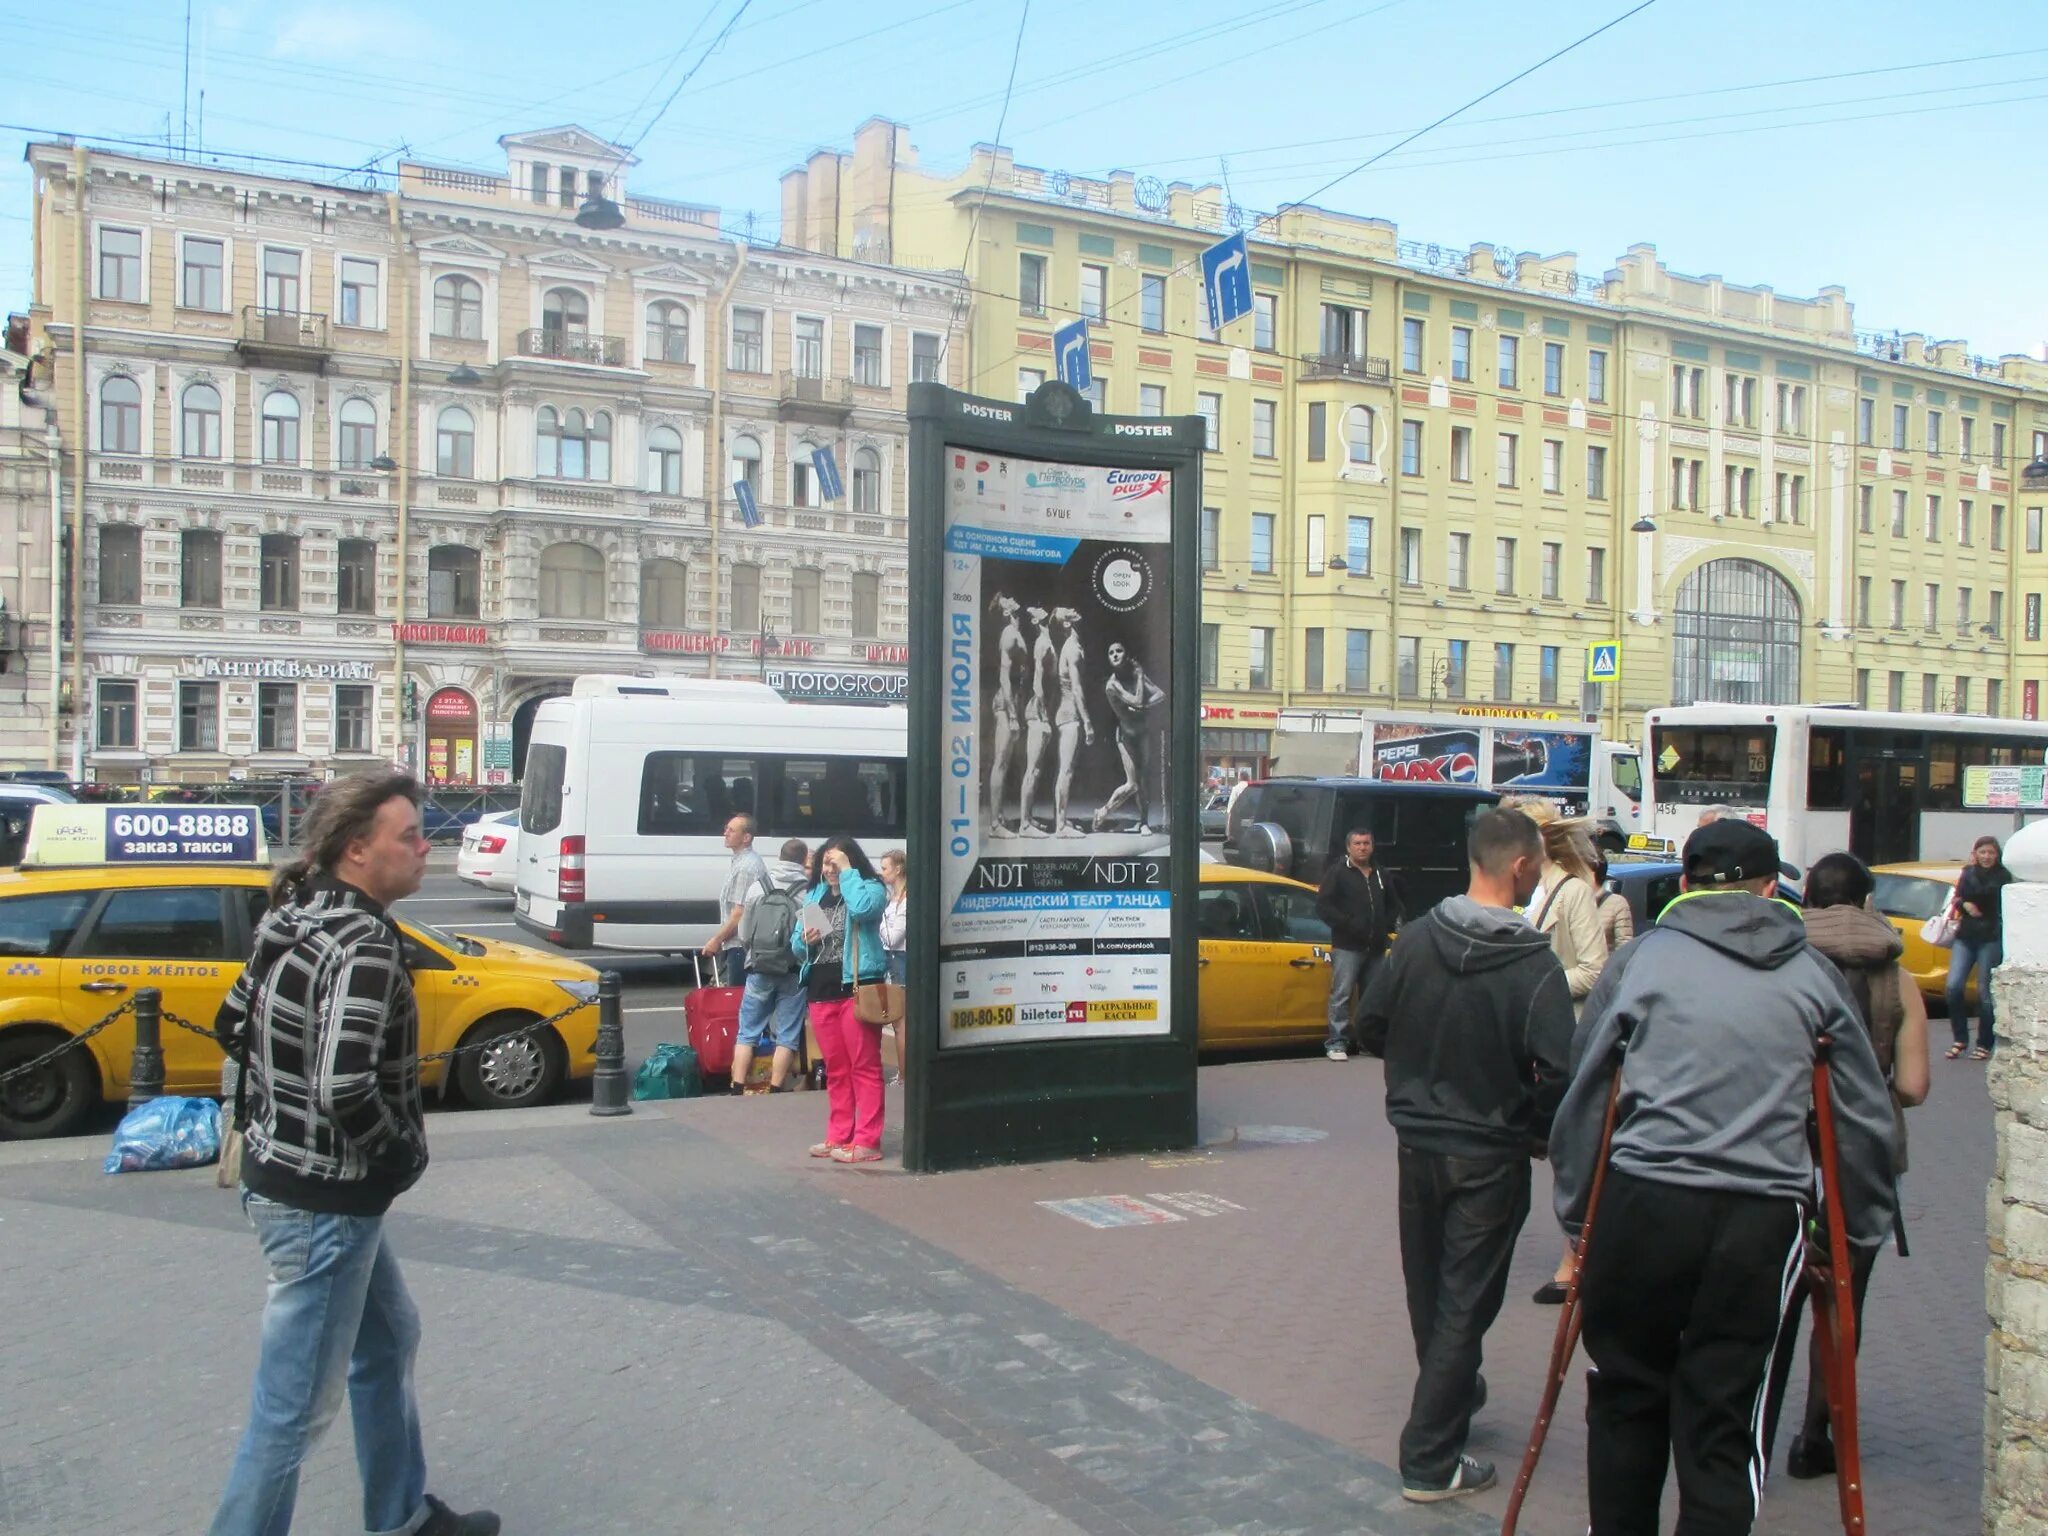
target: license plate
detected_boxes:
[515,891,530,914]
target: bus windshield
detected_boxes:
[1651,725,1775,803]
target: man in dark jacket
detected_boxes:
[1551,817,1897,1536]
[1358,807,1575,1502]
[210,771,497,1536]
[1315,827,1397,1061]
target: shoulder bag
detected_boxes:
[853,919,905,1029]
[1919,894,1959,949]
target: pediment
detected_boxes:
[635,263,709,287]
[417,234,508,262]
[499,125,637,166]
[528,250,613,275]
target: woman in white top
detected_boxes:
[878,848,908,986]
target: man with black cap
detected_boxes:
[1550,816,1897,1536]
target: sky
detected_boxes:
[2,0,2044,356]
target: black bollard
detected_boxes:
[129,986,165,1105]
[589,970,632,1117]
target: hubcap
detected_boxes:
[479,1032,545,1099]
[2,1062,61,1121]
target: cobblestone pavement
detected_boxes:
[0,1051,1991,1535]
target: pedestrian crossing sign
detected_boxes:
[1586,643,1621,683]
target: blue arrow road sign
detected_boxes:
[812,445,844,503]
[1201,232,1252,333]
[1054,318,1091,393]
[734,477,762,528]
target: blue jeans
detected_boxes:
[1327,948,1381,1051]
[209,1192,430,1536]
[1947,936,2002,1051]
[886,949,907,986]
[737,970,807,1051]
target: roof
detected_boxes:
[0,862,269,893]
[1200,862,1315,888]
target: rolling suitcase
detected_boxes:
[685,954,744,1081]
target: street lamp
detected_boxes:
[447,363,484,387]
[2021,458,2048,487]
[370,454,399,472]
[1630,515,1657,534]
[574,192,626,230]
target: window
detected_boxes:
[1400,419,1422,476]
[1253,292,1277,351]
[337,538,376,615]
[1926,409,1943,455]
[1776,382,1806,434]
[1858,485,1873,533]
[1139,383,1166,417]
[1993,421,2008,466]
[1892,489,1908,539]
[1447,532,1470,590]
[1200,507,1220,570]
[339,257,378,328]
[1198,392,1221,451]
[1019,253,1047,316]
[337,398,377,471]
[1543,341,1563,396]
[536,408,611,481]
[1960,499,1974,546]
[539,543,606,620]
[260,534,300,611]
[1857,398,1874,446]
[99,376,141,453]
[1017,367,1045,401]
[180,237,224,311]
[1345,516,1372,575]
[791,442,821,507]
[790,567,822,633]
[1450,426,1471,482]
[632,557,685,630]
[852,446,881,514]
[1892,404,1909,450]
[1494,643,1515,700]
[1305,514,1326,575]
[1400,527,1422,585]
[1402,317,1424,373]
[1888,671,1904,711]
[1201,623,1220,687]
[1586,546,1607,603]
[1540,646,1559,704]
[729,434,762,496]
[791,316,825,379]
[541,287,589,349]
[261,390,300,464]
[1445,639,1467,699]
[1990,590,2005,638]
[1587,348,1608,403]
[1495,537,1516,594]
[1450,326,1472,381]
[1495,432,1518,488]
[1250,513,1275,574]
[850,324,887,389]
[558,165,579,206]
[333,685,372,753]
[1497,334,1519,389]
[1541,542,1561,600]
[1079,263,1107,321]
[99,227,142,301]
[851,571,880,639]
[911,331,942,383]
[1252,399,1276,458]
[1587,444,1608,501]
[730,308,765,372]
[1957,586,1973,633]
[2028,593,2042,643]
[98,525,141,605]
[1541,439,1563,494]
[432,274,483,339]
[261,247,300,313]
[181,529,221,607]
[435,406,475,478]
[1890,580,1906,629]
[2032,505,2045,553]
[1924,583,1940,630]
[1398,636,1420,696]
[1857,669,1871,709]
[1319,303,1365,359]
[78,885,233,961]
[1670,456,1702,510]
[1926,495,1941,543]
[1857,576,1871,628]
[1989,678,2003,717]
[1303,628,1325,692]
[1671,364,1703,418]
[258,682,297,753]
[1344,405,1374,465]
[1306,401,1326,461]
[646,301,690,364]
[1133,272,1166,333]
[1247,628,1273,691]
[1775,473,1805,525]
[1345,630,1369,692]
[178,681,219,752]
[730,563,762,631]
[179,383,221,459]
[1994,504,2007,550]
[96,680,138,749]
[1962,416,1977,459]
[645,426,683,495]
[1923,675,1939,712]
[1725,374,1756,428]
[1724,465,1755,517]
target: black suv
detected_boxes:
[1223,777,1498,917]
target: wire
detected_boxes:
[620,0,756,157]
[606,0,728,149]
[938,0,1033,366]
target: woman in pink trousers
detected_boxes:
[793,837,890,1164]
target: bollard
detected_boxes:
[589,970,632,1117]
[129,986,165,1106]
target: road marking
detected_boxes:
[1038,1196,1184,1228]
[399,897,513,905]
[440,922,525,932]
[625,1005,685,1016]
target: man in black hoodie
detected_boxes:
[1358,806,1576,1502]
[1315,827,1397,1061]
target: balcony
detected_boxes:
[515,328,626,366]
[777,370,855,423]
[1301,352,1391,384]
[237,308,330,371]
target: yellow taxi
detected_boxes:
[0,805,600,1139]
[1196,862,1337,1050]
[1871,861,1972,1007]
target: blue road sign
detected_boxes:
[812,445,843,503]
[1054,318,1091,393]
[1586,642,1621,683]
[734,477,762,528]
[1201,232,1252,333]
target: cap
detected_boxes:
[1683,817,1781,886]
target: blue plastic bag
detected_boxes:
[103,1096,223,1174]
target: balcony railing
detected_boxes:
[777,370,855,420]
[1301,351,1391,384]
[515,328,626,366]
[237,308,330,370]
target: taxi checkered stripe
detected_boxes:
[5,961,43,977]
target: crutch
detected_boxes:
[1804,1034,1867,1536]
[1500,1045,1627,1536]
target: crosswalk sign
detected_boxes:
[1586,642,1620,683]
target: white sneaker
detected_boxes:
[1402,1454,1496,1503]
[1326,1044,1349,1061]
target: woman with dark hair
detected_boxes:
[1947,834,2014,1060]
[793,835,890,1164]
[1591,852,1634,957]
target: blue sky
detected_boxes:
[3,0,2043,355]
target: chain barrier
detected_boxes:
[0,998,139,1088]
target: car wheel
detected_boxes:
[455,1014,566,1110]
[0,1027,100,1139]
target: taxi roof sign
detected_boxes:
[24,803,270,868]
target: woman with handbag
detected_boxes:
[1945,835,2015,1060]
[794,837,893,1164]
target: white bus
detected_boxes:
[514,677,906,952]
[1642,703,2048,869]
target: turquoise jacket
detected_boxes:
[791,868,889,988]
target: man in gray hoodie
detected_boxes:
[1551,817,1897,1536]
[730,839,812,1092]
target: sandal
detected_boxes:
[830,1145,884,1164]
[809,1142,845,1158]
[1972,1047,1992,1061]
[1946,1044,1967,1060]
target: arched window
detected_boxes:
[851,446,881,514]
[729,433,762,496]
[436,406,475,478]
[645,301,689,364]
[428,544,481,619]
[100,376,142,453]
[1345,405,1375,465]
[587,410,612,482]
[432,274,483,340]
[261,390,301,465]
[640,557,688,628]
[180,383,221,459]
[1671,558,1803,705]
[792,441,821,507]
[645,426,683,495]
[729,562,762,632]
[536,406,561,478]
[338,398,377,471]
[542,287,588,345]
[538,542,605,620]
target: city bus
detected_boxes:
[1641,703,2048,869]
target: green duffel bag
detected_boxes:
[632,1043,704,1100]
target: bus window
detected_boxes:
[1610,751,1642,803]
[768,757,904,839]
[1926,738,1962,811]
[521,745,566,835]
[637,754,756,836]
[1650,725,1775,803]
[1808,727,1849,810]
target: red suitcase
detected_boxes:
[685,954,744,1080]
